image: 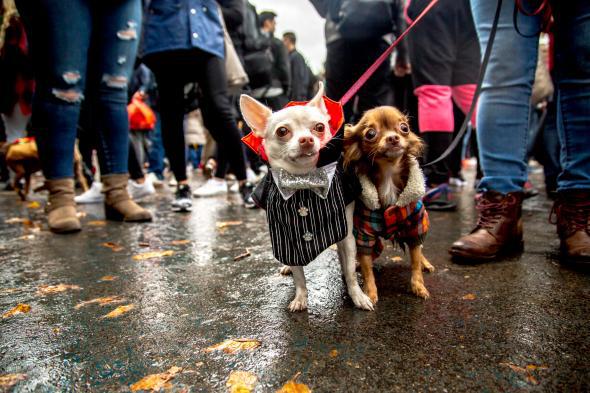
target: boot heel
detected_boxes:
[104,203,124,221]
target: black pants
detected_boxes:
[325,39,391,123]
[146,49,247,182]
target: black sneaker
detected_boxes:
[172,184,193,212]
[239,182,258,209]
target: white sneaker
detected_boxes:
[128,178,156,201]
[147,172,163,188]
[193,178,227,197]
[75,181,104,204]
[246,167,258,183]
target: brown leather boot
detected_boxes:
[449,191,524,261]
[102,174,152,222]
[45,178,81,234]
[551,190,590,260]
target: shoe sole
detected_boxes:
[449,240,524,263]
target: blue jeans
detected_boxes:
[471,0,590,193]
[17,0,141,179]
[147,113,165,179]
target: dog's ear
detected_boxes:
[407,132,426,158]
[306,81,328,117]
[343,124,362,169]
[240,95,272,137]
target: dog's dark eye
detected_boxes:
[399,122,410,135]
[313,123,325,133]
[276,126,290,138]
[365,128,377,141]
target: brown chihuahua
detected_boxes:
[344,106,434,303]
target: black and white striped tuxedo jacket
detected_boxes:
[252,161,360,266]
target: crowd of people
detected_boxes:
[0,0,587,262]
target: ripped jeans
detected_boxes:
[16,0,141,179]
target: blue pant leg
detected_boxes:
[147,113,165,178]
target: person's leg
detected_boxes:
[147,112,165,180]
[550,0,590,259]
[450,0,541,261]
[88,0,151,222]
[16,0,92,232]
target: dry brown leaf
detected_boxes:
[233,249,251,261]
[0,373,27,388]
[132,250,174,261]
[102,242,124,252]
[170,239,191,246]
[75,296,125,309]
[130,366,182,392]
[216,221,243,230]
[329,349,339,358]
[390,256,403,263]
[88,220,107,227]
[37,284,81,296]
[462,293,477,300]
[99,275,118,282]
[204,338,261,354]
[226,370,258,393]
[27,201,41,209]
[101,304,135,319]
[2,304,31,319]
[276,373,311,393]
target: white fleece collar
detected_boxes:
[358,157,426,210]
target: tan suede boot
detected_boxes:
[45,178,81,234]
[102,174,152,222]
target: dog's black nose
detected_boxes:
[386,135,400,145]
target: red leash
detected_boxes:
[339,0,440,106]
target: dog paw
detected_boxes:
[363,284,379,305]
[350,287,375,311]
[288,294,308,312]
[410,279,430,299]
[279,266,292,275]
[422,258,435,273]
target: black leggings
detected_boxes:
[146,49,247,182]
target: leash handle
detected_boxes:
[423,0,503,167]
[339,0,440,106]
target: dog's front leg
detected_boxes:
[338,202,374,311]
[288,266,308,312]
[409,245,430,299]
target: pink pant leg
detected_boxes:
[451,84,477,125]
[414,85,454,132]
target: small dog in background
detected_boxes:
[344,106,434,303]
[240,82,374,312]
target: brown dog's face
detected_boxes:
[343,106,423,168]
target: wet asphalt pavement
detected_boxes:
[0,173,589,392]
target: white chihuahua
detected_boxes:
[240,83,374,312]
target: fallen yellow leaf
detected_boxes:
[101,304,135,319]
[27,201,41,209]
[462,293,477,300]
[102,242,124,252]
[37,284,81,296]
[226,370,258,393]
[276,373,311,393]
[170,239,191,245]
[52,327,61,334]
[75,296,125,309]
[0,373,27,388]
[390,256,403,263]
[99,275,118,282]
[132,250,175,261]
[204,338,261,354]
[2,304,31,319]
[216,221,243,230]
[130,366,182,392]
[500,362,527,373]
[88,220,107,227]
[329,349,338,358]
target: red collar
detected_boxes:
[241,96,344,162]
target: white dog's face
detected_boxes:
[240,83,331,175]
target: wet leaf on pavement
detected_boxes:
[102,242,124,252]
[205,338,261,354]
[170,239,191,246]
[99,275,118,282]
[27,201,41,209]
[2,304,31,319]
[329,349,338,358]
[36,284,81,296]
[130,366,182,392]
[390,256,403,263]
[132,250,174,261]
[100,304,135,319]
[0,373,27,388]
[75,296,126,309]
[233,249,251,261]
[462,293,477,300]
[526,364,548,371]
[88,220,107,227]
[276,372,311,393]
[226,370,258,393]
[216,221,243,231]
